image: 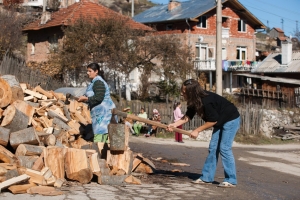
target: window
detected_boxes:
[222,17,229,28]
[166,24,173,31]
[31,42,35,55]
[238,19,246,32]
[196,16,207,28]
[236,46,247,60]
[195,43,215,60]
[48,34,58,53]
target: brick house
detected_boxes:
[23,0,152,63]
[133,0,265,92]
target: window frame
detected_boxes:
[196,16,207,29]
[238,19,247,32]
[236,46,247,60]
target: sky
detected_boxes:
[149,0,300,36]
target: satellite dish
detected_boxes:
[198,36,204,42]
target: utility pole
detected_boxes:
[281,18,284,31]
[131,0,134,17]
[216,0,222,95]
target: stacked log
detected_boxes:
[0,75,155,195]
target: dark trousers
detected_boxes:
[175,125,183,142]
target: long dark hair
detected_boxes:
[182,79,208,117]
[87,63,105,81]
[173,101,181,110]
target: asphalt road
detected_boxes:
[129,136,300,200]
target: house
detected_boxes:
[22,0,152,89]
[238,41,300,108]
[133,0,265,92]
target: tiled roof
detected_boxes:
[23,0,153,31]
[252,51,300,73]
[273,27,284,33]
[133,0,265,29]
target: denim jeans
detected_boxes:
[200,116,240,185]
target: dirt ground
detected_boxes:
[129,136,300,200]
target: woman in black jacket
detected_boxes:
[167,79,240,188]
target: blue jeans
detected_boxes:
[200,117,240,185]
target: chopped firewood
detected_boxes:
[44,147,65,179]
[0,166,7,176]
[25,168,47,185]
[125,175,141,185]
[64,148,93,184]
[0,126,10,147]
[106,150,133,175]
[35,85,53,99]
[54,178,64,188]
[31,152,44,171]
[17,156,39,169]
[15,144,44,156]
[0,77,13,108]
[10,127,39,149]
[12,100,35,125]
[170,163,190,167]
[133,162,154,174]
[0,163,17,170]
[26,186,64,196]
[0,145,18,164]
[47,109,69,123]
[24,89,47,100]
[8,182,36,194]
[0,174,30,192]
[1,105,29,133]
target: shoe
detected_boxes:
[218,182,236,188]
[178,141,184,143]
[144,134,150,137]
[191,179,212,184]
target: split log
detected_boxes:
[1,105,29,133]
[0,77,13,108]
[124,175,141,185]
[1,75,24,104]
[0,166,7,176]
[0,163,17,170]
[108,124,128,151]
[8,182,36,194]
[15,144,44,157]
[39,134,56,146]
[64,148,93,184]
[26,185,64,195]
[12,100,35,125]
[47,109,69,123]
[44,147,65,179]
[24,89,47,100]
[0,145,19,164]
[31,152,44,171]
[88,153,101,175]
[25,168,47,185]
[106,150,133,175]
[0,126,10,147]
[0,174,30,192]
[35,85,53,99]
[10,127,39,149]
[17,156,39,169]
[52,117,71,132]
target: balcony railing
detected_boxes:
[194,59,260,72]
[193,60,216,71]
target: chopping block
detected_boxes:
[108,123,129,151]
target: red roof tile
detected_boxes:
[23,0,153,31]
[273,27,284,33]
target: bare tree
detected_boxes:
[0,9,25,59]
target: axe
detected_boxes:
[111,108,191,137]
[65,93,79,105]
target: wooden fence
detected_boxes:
[0,52,66,90]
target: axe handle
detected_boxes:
[112,108,191,137]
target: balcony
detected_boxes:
[193,60,216,71]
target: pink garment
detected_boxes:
[173,107,184,122]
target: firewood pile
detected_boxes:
[0,75,155,195]
[273,126,300,141]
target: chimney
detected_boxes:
[168,0,181,11]
[281,41,292,65]
[41,12,51,25]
